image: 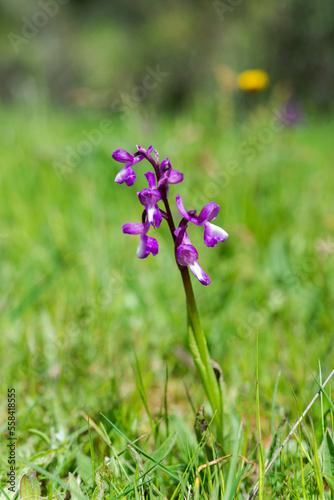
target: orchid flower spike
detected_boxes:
[113,144,228,286]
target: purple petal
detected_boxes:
[197,202,220,224]
[203,222,229,247]
[174,225,187,247]
[153,149,160,164]
[122,222,146,235]
[174,225,192,246]
[136,145,154,157]
[160,157,171,173]
[147,205,162,228]
[147,236,159,256]
[137,234,159,259]
[112,149,134,163]
[182,231,192,246]
[137,189,162,206]
[176,244,199,266]
[168,170,183,184]
[145,172,157,190]
[174,226,185,238]
[115,165,136,186]
[136,145,146,155]
[175,194,199,225]
[188,261,211,285]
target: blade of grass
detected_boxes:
[0,486,12,500]
[247,367,334,500]
[311,433,324,498]
[164,365,169,437]
[255,335,265,500]
[20,460,88,500]
[298,429,307,500]
[133,353,154,432]
[80,412,111,446]
[305,362,334,412]
[100,413,179,481]
[319,360,324,440]
[28,428,51,445]
[271,371,281,437]
[88,417,95,485]
[110,475,160,500]
[170,413,216,500]
[223,421,243,500]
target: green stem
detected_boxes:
[181,266,223,444]
[162,191,224,443]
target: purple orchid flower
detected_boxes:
[113,144,228,286]
[160,157,183,184]
[157,157,183,197]
[175,226,211,285]
[136,172,162,228]
[114,165,137,186]
[113,146,153,186]
[112,149,136,164]
[122,221,159,259]
[176,195,228,247]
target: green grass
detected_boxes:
[0,101,334,498]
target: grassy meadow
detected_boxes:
[0,102,334,499]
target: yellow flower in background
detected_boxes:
[238,69,269,92]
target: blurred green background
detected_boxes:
[1,0,334,110]
[1,0,334,487]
